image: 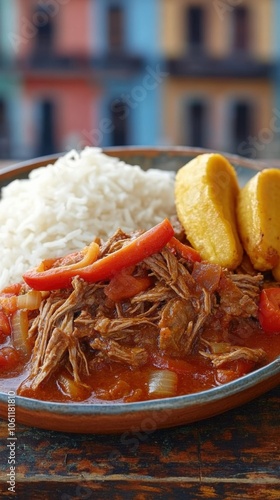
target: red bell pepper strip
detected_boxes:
[258,287,280,334]
[167,236,201,263]
[36,241,100,274]
[23,218,175,291]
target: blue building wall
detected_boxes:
[94,0,163,147]
[0,0,24,158]
[94,0,160,58]
[0,0,18,60]
[100,72,163,147]
[273,0,280,111]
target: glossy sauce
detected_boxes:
[14,325,280,404]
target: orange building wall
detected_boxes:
[161,0,273,61]
[163,78,274,149]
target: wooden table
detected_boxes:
[0,386,279,499]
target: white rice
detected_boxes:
[0,147,176,289]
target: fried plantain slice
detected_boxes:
[175,153,243,269]
[237,168,280,274]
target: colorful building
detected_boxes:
[16,0,96,157]
[272,0,280,158]
[0,0,23,159]
[161,0,275,158]
[93,0,164,147]
[0,0,279,160]
[9,0,164,158]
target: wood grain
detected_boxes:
[0,386,279,499]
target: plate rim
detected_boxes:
[0,146,279,424]
[0,357,279,416]
[0,145,268,179]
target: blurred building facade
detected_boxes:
[16,0,97,157]
[0,0,22,159]
[0,0,279,160]
[162,0,275,158]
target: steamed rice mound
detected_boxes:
[0,148,176,289]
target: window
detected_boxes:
[186,6,204,51]
[0,98,10,158]
[110,100,128,146]
[186,101,207,148]
[232,7,250,52]
[37,100,56,156]
[34,7,55,54]
[232,101,252,153]
[108,5,124,51]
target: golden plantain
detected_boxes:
[237,168,280,272]
[175,153,243,269]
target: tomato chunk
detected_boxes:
[216,359,255,384]
[105,268,152,302]
[0,311,11,342]
[0,282,23,296]
[0,347,20,372]
[152,354,194,375]
[258,288,280,334]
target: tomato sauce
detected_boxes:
[3,322,278,404]
[1,229,280,405]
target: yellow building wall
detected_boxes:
[163,78,274,150]
[161,0,273,61]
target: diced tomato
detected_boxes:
[0,282,23,296]
[0,282,24,314]
[216,359,255,385]
[0,347,20,372]
[258,288,280,334]
[152,354,194,375]
[232,359,255,376]
[0,295,18,314]
[0,311,11,342]
[105,268,152,302]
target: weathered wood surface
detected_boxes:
[0,386,279,500]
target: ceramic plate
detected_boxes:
[0,147,279,434]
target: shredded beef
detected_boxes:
[200,343,266,367]
[19,227,266,392]
[90,338,148,367]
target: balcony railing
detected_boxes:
[167,53,274,78]
[17,50,145,75]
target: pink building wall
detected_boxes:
[56,0,93,57]
[17,0,99,155]
[17,0,93,59]
[23,78,101,153]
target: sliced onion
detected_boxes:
[11,309,30,356]
[148,369,178,398]
[57,373,91,401]
[16,290,42,310]
[67,241,99,269]
[207,342,231,354]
